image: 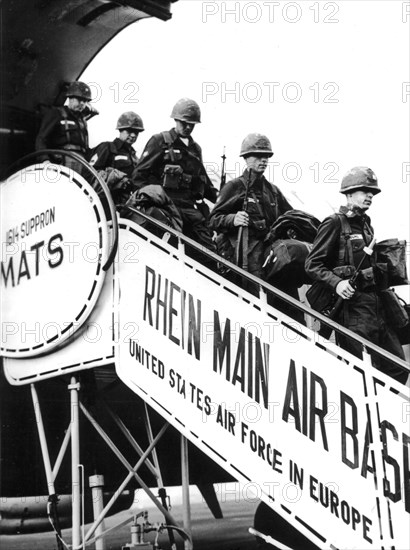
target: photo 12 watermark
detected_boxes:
[202,81,340,104]
[87,81,140,104]
[201,2,340,24]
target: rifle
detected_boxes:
[220,146,227,189]
[320,237,376,339]
[235,168,252,271]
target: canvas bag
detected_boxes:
[262,239,313,288]
[376,239,408,286]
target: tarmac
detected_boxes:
[0,486,261,550]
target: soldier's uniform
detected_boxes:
[210,133,292,277]
[89,111,143,207]
[210,133,303,322]
[35,81,92,157]
[90,137,138,177]
[133,99,217,252]
[305,167,406,384]
[36,105,89,155]
[210,169,292,277]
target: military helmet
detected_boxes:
[340,166,381,195]
[66,81,92,101]
[116,111,144,132]
[171,98,201,124]
[240,133,274,157]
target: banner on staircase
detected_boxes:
[117,221,410,550]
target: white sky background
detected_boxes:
[82,0,410,241]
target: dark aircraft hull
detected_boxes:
[0,0,231,534]
[0,0,177,174]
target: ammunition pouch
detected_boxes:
[332,265,388,292]
[357,266,376,291]
[162,164,183,190]
[162,167,206,199]
[332,265,355,279]
[342,265,389,292]
[251,219,267,233]
[181,173,193,187]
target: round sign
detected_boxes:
[1,163,110,357]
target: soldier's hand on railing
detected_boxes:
[234,211,249,227]
[336,279,356,300]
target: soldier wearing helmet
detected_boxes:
[88,111,144,206]
[132,98,218,255]
[210,133,293,280]
[35,81,94,158]
[305,166,406,383]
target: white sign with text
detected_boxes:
[117,221,410,550]
[1,163,109,357]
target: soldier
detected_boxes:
[88,111,144,206]
[35,81,93,159]
[209,133,293,276]
[305,166,407,383]
[209,134,304,320]
[133,98,218,252]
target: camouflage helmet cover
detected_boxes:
[171,98,201,124]
[116,111,144,132]
[340,166,381,195]
[66,81,92,101]
[240,133,273,157]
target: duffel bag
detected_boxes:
[267,210,321,244]
[375,239,408,286]
[262,239,312,288]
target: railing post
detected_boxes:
[89,475,106,550]
[69,376,82,549]
[181,435,193,549]
[361,347,395,547]
[31,383,63,550]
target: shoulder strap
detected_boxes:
[161,131,176,163]
[268,182,280,220]
[335,213,354,266]
[57,107,71,144]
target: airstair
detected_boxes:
[1,153,409,550]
